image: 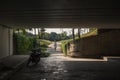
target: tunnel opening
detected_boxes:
[12,28,120,59]
[12,28,96,56]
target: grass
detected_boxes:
[37,39,52,48]
[60,29,98,56]
[81,29,98,38]
[39,39,52,46]
[37,39,52,57]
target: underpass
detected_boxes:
[0,0,120,80]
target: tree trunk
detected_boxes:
[72,28,75,41]
[34,28,37,36]
[78,28,81,39]
[41,28,45,39]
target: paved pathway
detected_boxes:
[9,42,120,80]
[0,55,28,80]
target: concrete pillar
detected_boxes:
[0,26,13,59]
[9,29,13,56]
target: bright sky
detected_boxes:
[45,28,89,35]
[27,28,89,35]
[27,28,72,35]
[45,28,74,34]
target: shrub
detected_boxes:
[13,33,35,54]
[61,39,72,56]
[61,43,67,56]
[40,52,50,57]
[38,39,51,57]
[13,33,51,57]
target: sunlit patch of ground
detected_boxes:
[51,53,105,62]
[48,42,106,62]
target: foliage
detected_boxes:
[13,33,35,54]
[61,42,67,56]
[41,52,50,57]
[48,32,57,41]
[38,39,51,57]
[39,31,71,41]
[13,32,51,57]
[61,39,72,56]
[13,28,52,57]
[80,28,98,38]
[37,39,51,48]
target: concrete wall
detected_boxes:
[9,28,13,55]
[0,26,13,59]
[68,30,120,58]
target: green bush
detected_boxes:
[40,47,47,52]
[38,39,51,47]
[14,33,51,57]
[61,43,67,56]
[13,33,35,54]
[38,39,51,57]
[61,39,72,56]
[41,52,50,57]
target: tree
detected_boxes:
[44,32,50,40]
[60,31,67,40]
[28,28,32,31]
[21,28,26,35]
[34,28,37,36]
[72,28,75,41]
[49,32,57,41]
[37,28,41,38]
[40,28,46,39]
[78,28,81,39]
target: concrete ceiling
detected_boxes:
[0,0,120,28]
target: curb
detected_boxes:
[103,56,120,61]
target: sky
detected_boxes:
[27,28,89,35]
[45,28,89,35]
[45,28,74,34]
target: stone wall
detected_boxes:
[68,30,120,58]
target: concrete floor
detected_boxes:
[8,43,120,80]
